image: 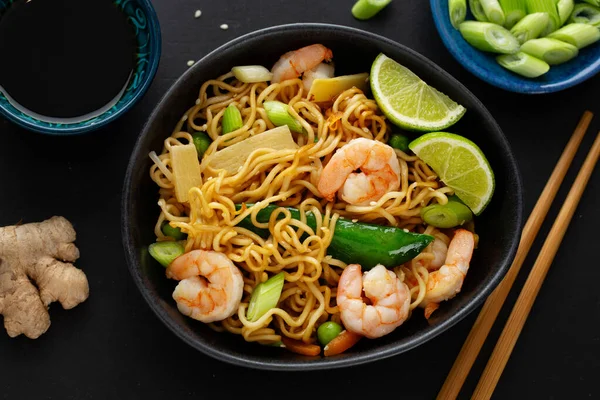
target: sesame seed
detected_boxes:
[220,23,229,30]
[187,60,195,67]
[352,219,358,223]
[194,10,202,18]
[195,99,201,105]
[370,201,377,206]
[181,115,188,122]
[403,228,409,233]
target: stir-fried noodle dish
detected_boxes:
[148,44,484,356]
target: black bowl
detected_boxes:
[122,23,523,370]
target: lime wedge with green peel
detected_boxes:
[408,132,495,215]
[370,53,466,132]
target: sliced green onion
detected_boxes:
[246,272,285,322]
[496,52,550,77]
[221,104,243,135]
[526,0,561,35]
[481,0,506,25]
[351,0,392,20]
[569,3,600,28]
[520,37,579,65]
[161,223,187,240]
[231,65,273,83]
[510,12,550,44]
[421,199,474,228]
[547,23,600,49]
[449,0,467,29]
[499,0,527,28]
[556,0,574,25]
[191,132,212,158]
[263,100,305,134]
[459,21,520,53]
[388,133,410,152]
[581,0,600,7]
[148,241,185,268]
[469,0,490,21]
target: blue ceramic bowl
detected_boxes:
[430,0,600,94]
[0,0,161,135]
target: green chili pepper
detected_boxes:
[191,132,212,158]
[235,204,433,270]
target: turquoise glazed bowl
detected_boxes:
[0,0,161,135]
[430,0,600,94]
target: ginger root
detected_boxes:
[0,216,89,338]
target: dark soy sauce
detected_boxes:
[0,0,136,119]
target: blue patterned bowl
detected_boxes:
[430,0,600,94]
[0,0,161,135]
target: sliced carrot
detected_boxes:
[281,336,321,357]
[323,330,362,356]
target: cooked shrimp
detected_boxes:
[421,229,475,319]
[271,44,333,83]
[166,250,244,323]
[337,264,411,339]
[429,238,449,270]
[317,138,401,206]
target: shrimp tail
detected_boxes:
[424,302,439,319]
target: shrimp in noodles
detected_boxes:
[168,250,244,323]
[337,264,410,339]
[421,229,475,319]
[317,138,401,206]
[271,44,333,83]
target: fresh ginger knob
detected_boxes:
[0,216,89,338]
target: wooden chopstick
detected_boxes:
[436,111,594,400]
[472,129,600,399]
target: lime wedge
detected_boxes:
[370,53,466,132]
[408,132,495,215]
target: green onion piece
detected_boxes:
[421,199,474,228]
[499,0,526,28]
[351,0,392,20]
[496,52,550,77]
[231,65,273,83]
[569,3,600,28]
[191,132,212,158]
[520,37,579,65]
[388,133,410,151]
[510,12,550,44]
[459,21,520,53]
[221,104,243,135]
[449,0,467,29]
[547,23,600,49]
[525,0,561,35]
[148,241,185,268]
[481,0,506,25]
[246,272,285,322]
[581,0,600,7]
[263,100,305,133]
[469,0,490,21]
[161,223,187,240]
[556,0,574,25]
[317,321,343,346]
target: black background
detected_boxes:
[1,1,599,399]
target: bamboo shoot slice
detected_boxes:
[171,143,202,203]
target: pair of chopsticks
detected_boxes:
[437,110,600,400]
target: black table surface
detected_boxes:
[1,1,599,399]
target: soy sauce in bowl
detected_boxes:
[0,0,137,123]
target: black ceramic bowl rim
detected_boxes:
[122,23,523,370]
[0,0,161,135]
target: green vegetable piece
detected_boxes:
[191,132,212,158]
[570,3,600,28]
[235,204,434,270]
[449,0,467,29]
[246,272,285,322]
[222,104,244,135]
[480,0,506,26]
[510,12,550,44]
[582,0,600,7]
[161,222,187,240]
[547,23,600,49]
[557,0,575,25]
[496,52,550,78]
[525,0,561,35]
[148,241,185,268]
[317,321,343,346]
[499,0,526,29]
[469,0,490,22]
[351,0,392,20]
[263,100,305,134]
[459,21,520,54]
[520,38,579,65]
[388,133,410,151]
[421,199,474,228]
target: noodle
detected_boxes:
[149,72,457,346]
